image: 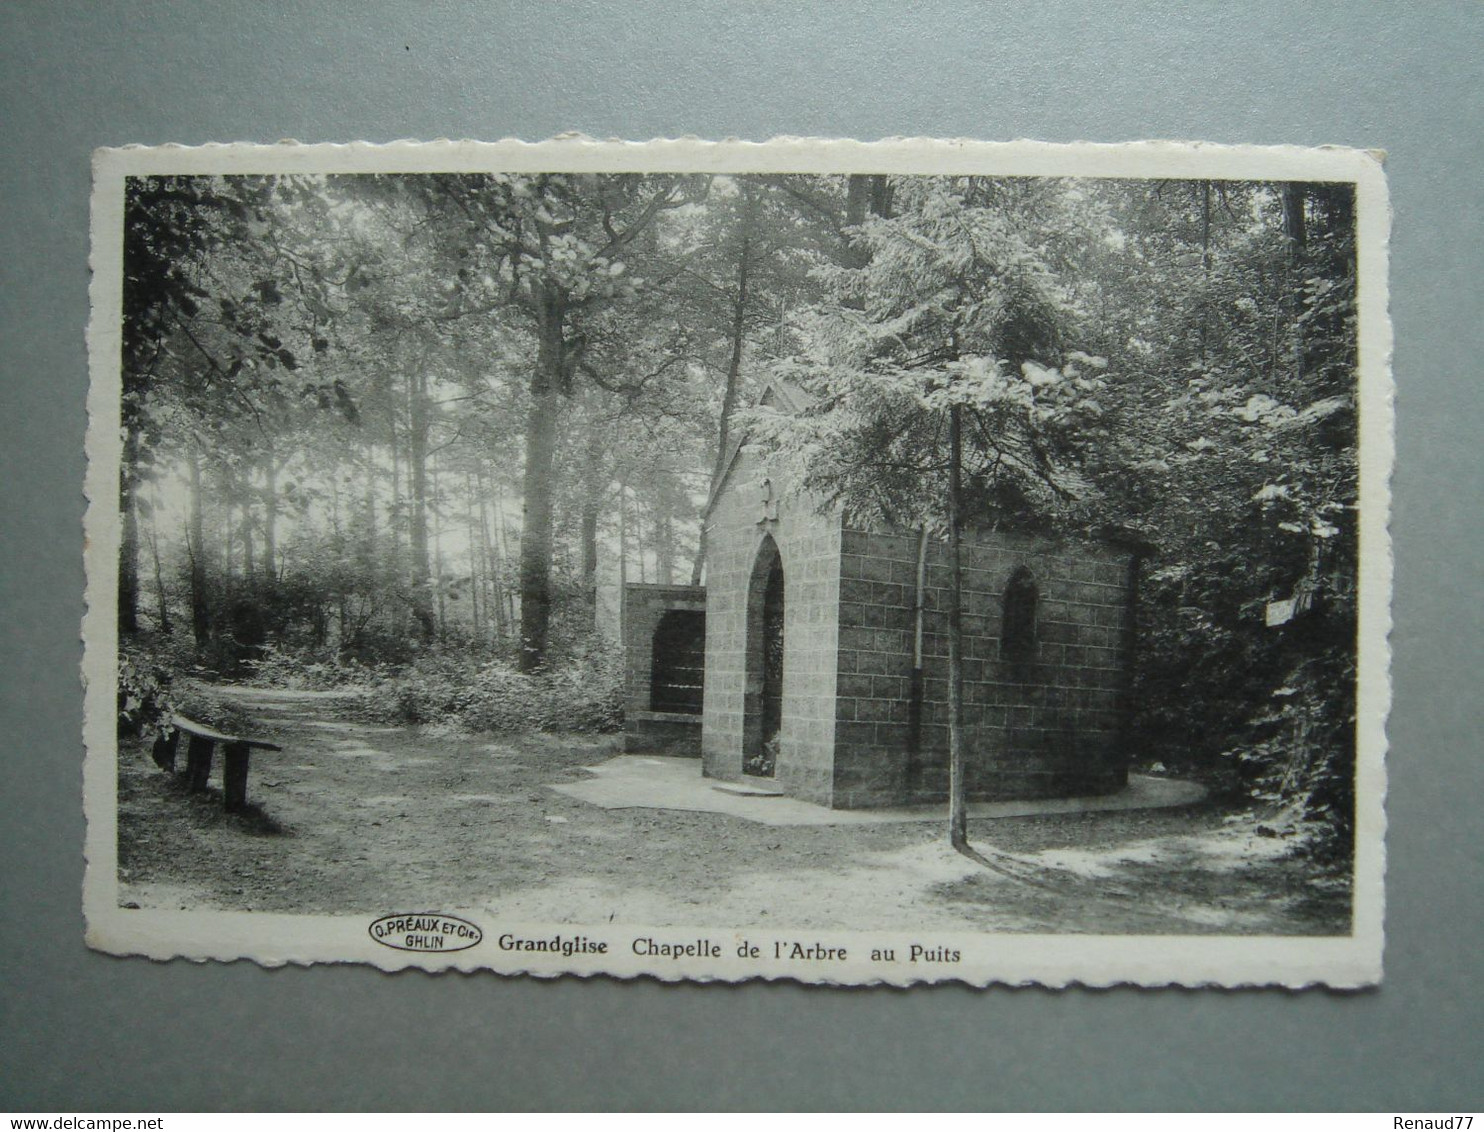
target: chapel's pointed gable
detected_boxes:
[701,377,815,520]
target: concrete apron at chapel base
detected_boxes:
[548,755,1205,827]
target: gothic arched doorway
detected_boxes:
[743,535,785,777]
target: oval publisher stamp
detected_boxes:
[368,914,484,954]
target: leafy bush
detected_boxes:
[1133,559,1357,862]
[245,643,381,690]
[355,646,622,735]
[171,686,267,737]
[117,636,178,741]
[1226,652,1355,862]
[463,651,623,734]
[118,634,266,742]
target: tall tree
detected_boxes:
[748,175,1107,851]
[683,175,843,582]
[428,173,698,668]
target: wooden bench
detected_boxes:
[151,714,282,813]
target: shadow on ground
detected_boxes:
[115,685,1351,935]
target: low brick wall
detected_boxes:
[622,583,706,757]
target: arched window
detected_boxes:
[1001,567,1038,666]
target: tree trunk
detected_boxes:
[1282,183,1308,255]
[691,522,709,588]
[239,465,256,580]
[148,525,171,634]
[580,419,605,628]
[117,426,141,635]
[1199,180,1212,367]
[363,437,378,567]
[481,478,508,641]
[431,454,446,642]
[389,409,404,636]
[222,493,234,580]
[495,487,516,630]
[329,472,347,651]
[656,478,675,586]
[841,174,891,316]
[947,402,968,851]
[845,176,871,241]
[692,200,754,585]
[618,477,629,590]
[407,370,435,644]
[637,497,648,584]
[465,471,482,642]
[187,444,210,645]
[843,174,891,266]
[519,286,566,671]
[907,522,929,776]
[1282,183,1310,382]
[263,448,279,582]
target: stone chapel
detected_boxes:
[624,381,1144,809]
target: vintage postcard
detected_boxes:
[83,137,1391,986]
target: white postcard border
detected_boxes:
[83,137,1391,987]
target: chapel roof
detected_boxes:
[700,377,810,520]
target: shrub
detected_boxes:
[117,636,178,741]
[1226,652,1355,862]
[356,653,474,725]
[171,686,266,737]
[117,633,266,742]
[354,646,622,735]
[246,643,380,690]
[462,652,623,734]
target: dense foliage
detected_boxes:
[348,648,623,734]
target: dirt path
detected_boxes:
[116,686,1350,934]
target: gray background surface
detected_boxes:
[2,1,1480,1112]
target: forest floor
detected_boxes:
[115,686,1351,935]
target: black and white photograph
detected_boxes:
[83,138,1390,985]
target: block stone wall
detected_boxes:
[622,583,706,755]
[701,450,842,805]
[833,526,1137,807]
